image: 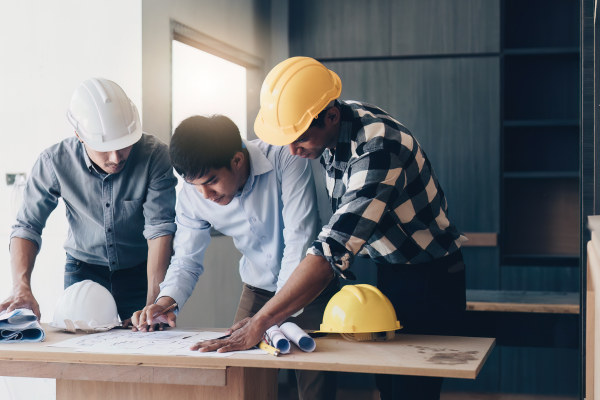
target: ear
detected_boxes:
[74,131,84,143]
[231,151,245,170]
[326,106,341,126]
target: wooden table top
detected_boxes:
[0,324,495,379]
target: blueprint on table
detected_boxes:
[0,308,45,343]
[48,330,267,357]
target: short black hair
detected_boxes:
[309,101,339,129]
[170,115,242,181]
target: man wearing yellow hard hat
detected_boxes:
[196,57,468,400]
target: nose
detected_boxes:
[108,151,121,164]
[289,143,301,156]
[197,186,211,200]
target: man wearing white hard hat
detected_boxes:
[0,78,177,325]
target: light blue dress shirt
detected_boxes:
[158,139,318,311]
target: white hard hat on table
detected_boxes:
[66,77,142,152]
[49,280,120,333]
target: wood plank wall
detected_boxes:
[290,0,578,395]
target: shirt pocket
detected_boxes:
[120,199,145,238]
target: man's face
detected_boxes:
[187,153,245,206]
[288,127,330,160]
[84,143,133,174]
[288,106,341,159]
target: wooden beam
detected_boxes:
[0,360,226,386]
[462,233,497,247]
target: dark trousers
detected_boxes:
[234,279,339,400]
[375,252,467,400]
[64,253,148,321]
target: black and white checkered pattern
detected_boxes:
[308,100,467,279]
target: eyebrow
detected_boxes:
[195,175,216,186]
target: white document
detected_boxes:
[0,308,45,343]
[280,322,316,352]
[48,330,267,357]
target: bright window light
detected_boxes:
[172,40,247,139]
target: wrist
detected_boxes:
[156,296,176,308]
[12,283,32,294]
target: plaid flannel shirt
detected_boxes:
[307,100,467,279]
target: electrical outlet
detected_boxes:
[6,173,26,186]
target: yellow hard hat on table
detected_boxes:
[254,57,342,146]
[317,284,402,342]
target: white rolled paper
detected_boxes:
[266,325,290,354]
[280,322,316,352]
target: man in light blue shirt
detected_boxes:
[132,115,338,400]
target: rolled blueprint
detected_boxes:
[266,325,290,354]
[280,322,316,352]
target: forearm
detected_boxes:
[10,238,38,291]
[146,234,173,304]
[255,254,334,328]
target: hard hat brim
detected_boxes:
[78,126,142,152]
[254,110,306,146]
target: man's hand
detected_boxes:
[0,287,41,320]
[131,296,177,332]
[190,316,265,353]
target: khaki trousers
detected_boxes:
[234,280,339,400]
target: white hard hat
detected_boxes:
[49,280,120,333]
[66,78,142,152]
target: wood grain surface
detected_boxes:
[0,324,495,380]
[466,290,580,314]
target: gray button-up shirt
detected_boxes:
[11,134,177,270]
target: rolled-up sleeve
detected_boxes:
[157,185,211,312]
[10,152,61,252]
[276,148,319,293]
[143,145,177,240]
[307,150,404,279]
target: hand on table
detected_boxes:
[0,287,40,320]
[190,317,265,353]
[131,297,177,332]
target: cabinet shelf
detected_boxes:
[503,172,579,179]
[502,255,580,267]
[504,120,579,128]
[503,47,579,56]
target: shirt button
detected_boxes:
[267,254,272,259]
[261,236,267,241]
[111,262,116,265]
[252,218,257,222]
[105,203,110,207]
[107,228,112,233]
[109,244,113,247]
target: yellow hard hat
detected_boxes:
[317,284,402,334]
[254,57,342,146]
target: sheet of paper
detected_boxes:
[49,330,267,357]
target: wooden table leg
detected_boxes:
[56,367,278,400]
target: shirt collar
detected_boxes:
[240,139,274,196]
[322,100,353,171]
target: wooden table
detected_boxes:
[0,324,495,400]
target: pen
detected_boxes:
[136,303,178,330]
[259,340,281,357]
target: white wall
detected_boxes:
[0,2,142,398]
[0,0,142,320]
